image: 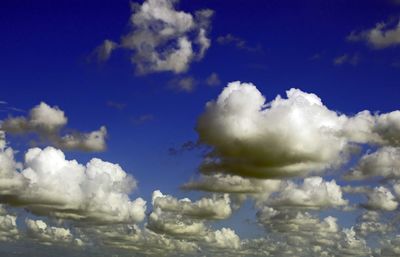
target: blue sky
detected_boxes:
[1,0,400,256]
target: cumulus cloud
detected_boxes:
[97,0,213,74]
[345,147,400,180]
[267,177,348,209]
[354,211,392,236]
[169,76,197,92]
[363,186,398,211]
[0,145,146,224]
[196,81,400,179]
[152,190,232,220]
[0,205,19,242]
[25,218,83,246]
[348,19,400,49]
[1,102,107,152]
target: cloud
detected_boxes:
[354,211,392,236]
[205,72,221,87]
[1,102,107,152]
[152,190,232,220]
[97,0,213,74]
[93,39,118,62]
[25,218,83,246]
[132,114,155,125]
[169,76,197,93]
[196,81,400,179]
[182,174,281,195]
[333,53,360,66]
[363,186,398,211]
[267,177,348,209]
[0,143,146,224]
[197,81,349,178]
[0,205,19,242]
[217,34,262,52]
[345,146,400,180]
[347,19,400,49]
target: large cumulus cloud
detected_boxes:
[196,81,400,179]
[0,142,146,224]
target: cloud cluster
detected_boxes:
[196,81,400,179]
[1,102,107,152]
[97,0,213,74]
[25,218,83,246]
[348,19,400,49]
[267,176,348,209]
[0,143,146,224]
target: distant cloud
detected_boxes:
[169,76,197,93]
[347,19,400,49]
[132,114,155,125]
[333,53,360,66]
[1,102,107,152]
[205,72,221,86]
[95,0,214,74]
[217,34,262,52]
[106,100,126,110]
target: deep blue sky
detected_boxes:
[1,0,400,244]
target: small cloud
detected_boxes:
[309,53,323,61]
[168,140,200,155]
[217,33,262,52]
[169,76,197,93]
[333,53,360,66]
[132,114,155,125]
[92,39,118,62]
[106,101,126,110]
[347,18,400,49]
[205,72,221,87]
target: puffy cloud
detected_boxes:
[152,190,232,220]
[98,0,213,74]
[379,236,400,256]
[1,102,107,152]
[354,211,392,236]
[196,81,400,179]
[337,228,371,256]
[348,19,400,49]
[197,81,350,178]
[25,218,83,246]
[363,186,398,211]
[345,147,400,180]
[169,76,197,93]
[267,177,348,209]
[203,227,240,250]
[0,146,146,224]
[0,205,19,242]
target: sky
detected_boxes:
[1,0,400,256]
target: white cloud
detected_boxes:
[1,102,107,152]
[152,190,232,220]
[99,0,213,74]
[337,228,371,256]
[0,146,146,224]
[25,218,83,246]
[345,147,400,180]
[197,81,400,179]
[333,53,360,66]
[363,186,398,211]
[93,39,118,62]
[267,177,348,209]
[203,227,240,249]
[197,81,350,178]
[0,205,19,242]
[182,174,281,195]
[354,211,392,236]
[348,19,400,49]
